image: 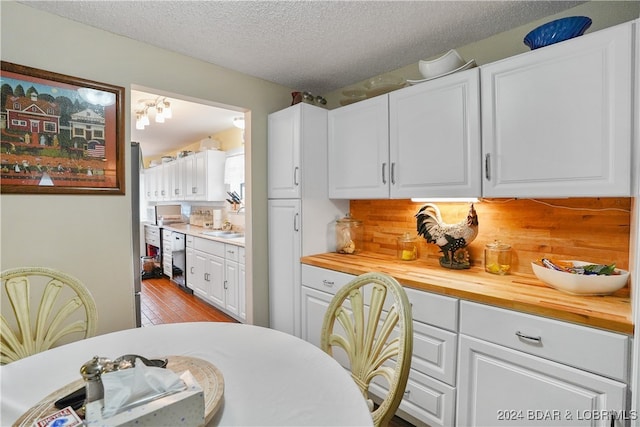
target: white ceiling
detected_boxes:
[19,0,585,157]
[130,88,243,158]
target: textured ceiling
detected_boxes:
[17,0,585,157]
[19,1,584,95]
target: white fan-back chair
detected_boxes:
[320,272,413,427]
[1,267,97,364]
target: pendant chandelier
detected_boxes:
[135,97,172,130]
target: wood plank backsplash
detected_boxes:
[349,198,632,274]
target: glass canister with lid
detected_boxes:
[484,240,512,275]
[335,213,363,254]
[397,232,418,261]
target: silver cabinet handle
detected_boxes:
[381,163,387,184]
[322,279,334,288]
[190,267,195,274]
[516,331,542,343]
[227,250,235,255]
[224,280,228,290]
[391,162,396,185]
[192,186,197,194]
[294,166,300,186]
[485,153,491,180]
[294,212,300,232]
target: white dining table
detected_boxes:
[1,322,373,426]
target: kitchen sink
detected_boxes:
[201,230,244,239]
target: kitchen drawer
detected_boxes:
[371,368,455,427]
[186,235,194,248]
[224,244,239,262]
[301,265,355,295]
[459,301,629,382]
[404,287,457,332]
[145,233,161,247]
[194,237,225,257]
[411,321,457,386]
[144,225,160,236]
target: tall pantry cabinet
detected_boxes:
[267,103,348,337]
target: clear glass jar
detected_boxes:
[484,241,512,275]
[397,232,418,261]
[335,213,363,255]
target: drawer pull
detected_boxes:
[516,331,542,344]
[322,279,335,287]
[404,390,410,397]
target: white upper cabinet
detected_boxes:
[389,68,481,198]
[328,68,481,199]
[268,105,302,199]
[184,150,226,201]
[481,22,633,198]
[328,95,389,199]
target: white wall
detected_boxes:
[0,1,291,333]
[324,1,640,109]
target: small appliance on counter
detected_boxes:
[147,204,182,225]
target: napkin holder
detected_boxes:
[84,371,205,427]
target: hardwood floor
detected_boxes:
[140,276,238,326]
[140,276,416,427]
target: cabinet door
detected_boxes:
[144,167,156,201]
[389,68,481,198]
[300,285,333,348]
[328,95,389,199]
[184,152,203,200]
[268,199,301,337]
[191,249,209,298]
[205,253,225,307]
[238,261,246,321]
[481,23,632,198]
[268,105,301,199]
[224,260,239,316]
[168,159,185,200]
[457,335,627,426]
[186,247,197,290]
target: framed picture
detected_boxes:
[1,61,125,194]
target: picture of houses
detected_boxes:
[0,73,115,188]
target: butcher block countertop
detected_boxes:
[301,252,633,334]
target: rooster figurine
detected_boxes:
[416,203,479,269]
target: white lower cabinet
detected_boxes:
[238,247,246,321]
[457,301,630,427]
[186,236,244,321]
[300,265,459,427]
[161,228,172,277]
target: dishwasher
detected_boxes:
[170,232,191,293]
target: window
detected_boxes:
[44,121,57,132]
[11,119,27,126]
[93,129,104,139]
[13,102,20,109]
[47,107,55,115]
[73,127,84,137]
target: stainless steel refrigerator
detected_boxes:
[131,141,143,327]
